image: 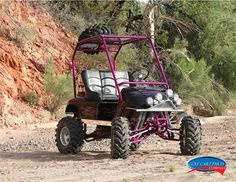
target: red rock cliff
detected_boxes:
[0,1,76,127]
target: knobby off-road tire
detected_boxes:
[55,116,85,154]
[180,116,202,155]
[79,24,113,54]
[130,142,140,152]
[111,117,130,159]
[79,24,112,40]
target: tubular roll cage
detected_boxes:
[71,35,169,102]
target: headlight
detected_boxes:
[155,93,163,102]
[165,89,174,98]
[173,93,180,102]
[176,98,182,106]
[146,97,154,106]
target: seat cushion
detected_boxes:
[81,70,130,101]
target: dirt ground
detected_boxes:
[0,116,236,182]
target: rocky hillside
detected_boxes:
[0,1,76,127]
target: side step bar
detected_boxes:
[81,119,111,126]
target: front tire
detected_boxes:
[111,117,130,159]
[180,116,202,155]
[55,116,85,154]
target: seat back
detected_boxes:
[81,70,129,101]
[81,70,102,94]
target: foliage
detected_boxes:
[150,1,236,115]
[0,13,37,46]
[168,1,236,91]
[117,44,139,70]
[43,61,72,113]
[177,59,227,115]
[161,38,227,115]
[35,0,236,115]
[228,91,236,108]
[33,0,142,35]
[76,52,109,72]
[14,21,37,46]
[22,92,39,106]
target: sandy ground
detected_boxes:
[0,116,236,182]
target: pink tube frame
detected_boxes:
[71,34,169,100]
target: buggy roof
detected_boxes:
[76,35,149,52]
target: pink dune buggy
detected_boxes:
[55,25,202,159]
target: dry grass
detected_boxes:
[169,163,178,172]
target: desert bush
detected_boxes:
[75,51,109,72]
[43,61,73,113]
[22,92,39,106]
[31,1,87,34]
[228,91,236,108]
[0,19,37,46]
[176,59,227,116]
[14,21,37,46]
[117,44,139,70]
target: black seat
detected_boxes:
[81,70,130,102]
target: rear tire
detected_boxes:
[79,24,113,40]
[55,116,85,154]
[111,117,130,159]
[79,24,113,54]
[180,116,202,155]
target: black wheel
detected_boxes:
[130,143,140,152]
[79,24,113,40]
[111,117,130,159]
[180,116,202,155]
[79,24,113,54]
[55,116,85,154]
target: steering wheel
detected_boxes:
[130,68,150,81]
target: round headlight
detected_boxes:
[173,93,180,102]
[146,97,154,106]
[176,98,182,106]
[165,89,174,98]
[155,93,163,102]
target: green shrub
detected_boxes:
[31,1,87,33]
[228,91,236,108]
[176,59,227,115]
[74,51,111,74]
[22,92,39,106]
[43,61,73,113]
[117,44,139,70]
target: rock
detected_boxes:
[0,0,75,127]
[30,59,45,73]
[0,93,4,116]
[193,105,215,117]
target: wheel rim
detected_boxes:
[60,127,70,146]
